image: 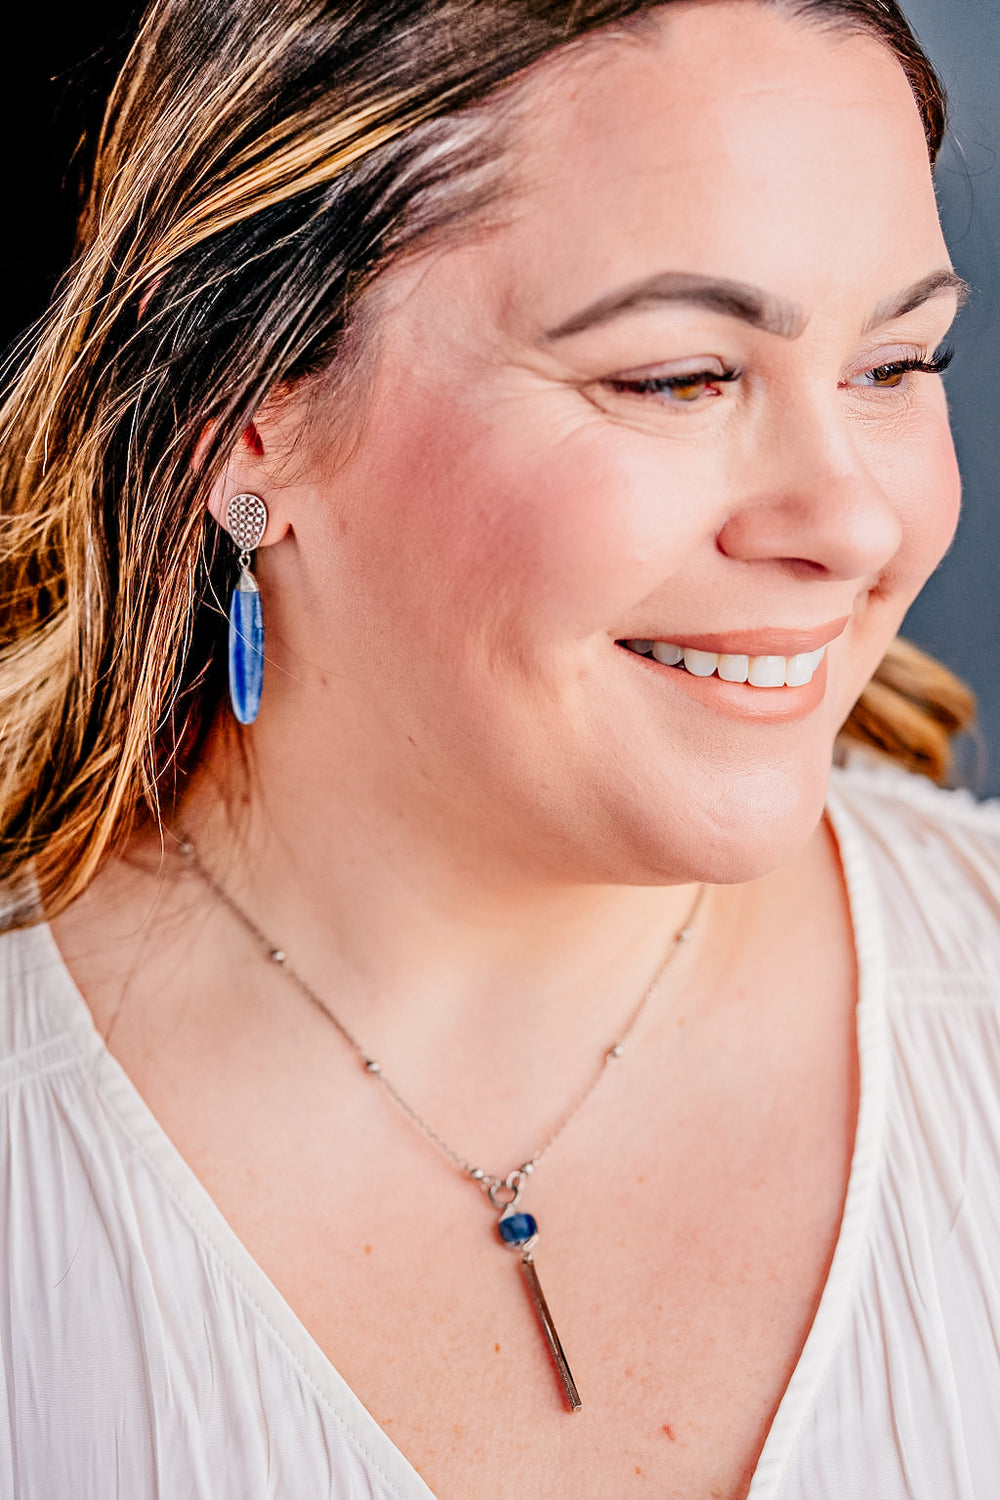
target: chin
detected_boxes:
[595,752,835,888]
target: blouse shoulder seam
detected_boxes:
[884,973,1000,1002]
[0,1026,98,1098]
[831,762,1000,831]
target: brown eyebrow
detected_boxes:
[542,266,970,344]
[862,268,970,332]
[542,271,805,342]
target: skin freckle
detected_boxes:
[662,1423,676,1441]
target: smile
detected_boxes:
[621,639,828,688]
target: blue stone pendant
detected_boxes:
[228,568,265,724]
[496,1199,582,1411]
[497,1211,538,1248]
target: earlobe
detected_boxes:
[204,421,284,545]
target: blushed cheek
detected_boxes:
[901,425,962,597]
[432,425,709,642]
[345,390,693,650]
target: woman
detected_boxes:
[1,0,997,1495]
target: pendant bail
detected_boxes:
[488,1169,526,1211]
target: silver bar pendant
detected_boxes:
[491,1177,582,1412]
[520,1254,583,1412]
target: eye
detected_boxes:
[607,367,741,405]
[849,345,956,390]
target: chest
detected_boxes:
[54,832,859,1497]
[160,984,856,1500]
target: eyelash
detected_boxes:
[609,345,956,403]
[609,368,741,400]
[859,346,955,387]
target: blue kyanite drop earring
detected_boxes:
[225,492,268,724]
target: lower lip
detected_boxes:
[620,646,829,723]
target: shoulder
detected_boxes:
[0,913,93,1076]
[829,765,1000,1377]
[828,752,1000,989]
[829,747,1000,848]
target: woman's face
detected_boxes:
[259,1,962,885]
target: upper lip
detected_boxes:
[619,617,849,657]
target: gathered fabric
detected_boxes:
[1,756,999,1499]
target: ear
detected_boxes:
[202,420,291,548]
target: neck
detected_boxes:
[109,715,835,1179]
[177,718,716,1062]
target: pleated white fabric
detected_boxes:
[1,756,999,1499]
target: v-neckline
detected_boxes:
[745,778,889,1495]
[37,772,888,1500]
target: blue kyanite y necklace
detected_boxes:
[180,835,704,1413]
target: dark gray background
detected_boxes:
[2,2,997,787]
[900,0,1000,792]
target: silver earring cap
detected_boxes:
[226,493,268,553]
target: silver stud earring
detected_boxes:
[225,493,267,724]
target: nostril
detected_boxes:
[783,558,833,581]
[715,487,902,583]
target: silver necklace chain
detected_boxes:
[178,835,706,1208]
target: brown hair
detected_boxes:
[0,0,976,925]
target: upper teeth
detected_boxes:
[625,641,827,687]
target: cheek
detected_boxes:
[450,431,704,638]
[875,407,962,598]
[333,390,702,648]
[824,410,961,722]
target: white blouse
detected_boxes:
[2,757,999,1499]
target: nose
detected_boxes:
[714,396,903,582]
